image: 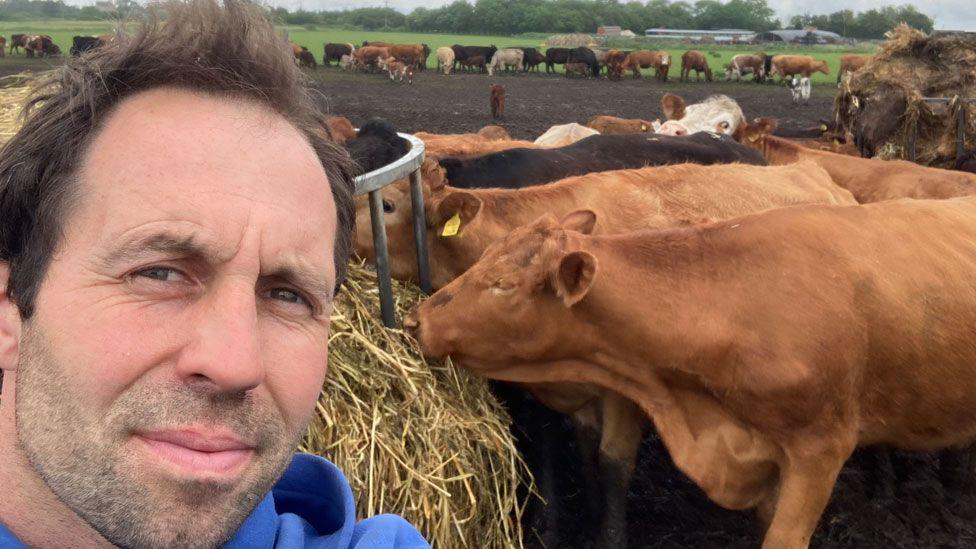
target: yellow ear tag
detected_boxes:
[820,123,828,132]
[441,213,461,237]
[833,139,841,147]
[748,133,760,142]
[640,124,648,131]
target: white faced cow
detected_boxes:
[656,94,745,137]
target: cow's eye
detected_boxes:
[490,282,516,296]
[718,121,730,130]
[382,199,395,213]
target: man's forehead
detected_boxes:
[71,87,337,280]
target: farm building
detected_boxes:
[644,28,756,43]
[756,28,846,44]
[597,25,622,36]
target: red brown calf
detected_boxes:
[490,84,505,120]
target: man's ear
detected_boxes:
[428,191,483,234]
[0,263,22,374]
[661,93,687,121]
[559,209,597,234]
[550,251,598,307]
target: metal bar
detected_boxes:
[409,169,432,295]
[353,133,426,195]
[368,189,396,328]
[958,105,967,162]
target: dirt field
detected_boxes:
[310,67,838,139]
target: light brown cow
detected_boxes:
[475,125,511,141]
[586,115,654,134]
[388,43,424,67]
[837,53,871,83]
[621,50,670,81]
[725,52,767,81]
[680,50,712,82]
[770,54,829,79]
[534,123,599,147]
[739,118,976,203]
[407,193,976,549]
[353,46,390,71]
[323,116,356,145]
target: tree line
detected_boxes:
[0,0,936,40]
[274,0,934,39]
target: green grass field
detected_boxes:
[0,20,873,84]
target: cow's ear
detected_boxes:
[430,191,483,233]
[734,117,777,143]
[560,209,597,234]
[551,251,598,307]
[661,93,686,120]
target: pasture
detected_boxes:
[0,20,871,83]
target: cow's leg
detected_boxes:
[761,439,852,549]
[595,393,642,549]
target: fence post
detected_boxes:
[368,189,396,328]
[409,169,432,295]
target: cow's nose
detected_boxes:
[403,311,420,336]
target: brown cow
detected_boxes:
[459,55,486,72]
[837,53,871,83]
[770,54,829,80]
[353,46,390,71]
[680,50,712,82]
[402,163,856,547]
[586,115,653,134]
[490,84,505,119]
[739,118,976,203]
[388,43,424,67]
[476,125,511,141]
[565,62,588,78]
[621,50,670,82]
[385,58,414,84]
[322,116,356,145]
[604,49,628,80]
[0,37,5,57]
[725,52,767,81]
[25,35,58,57]
[407,193,976,549]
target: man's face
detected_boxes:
[13,88,337,547]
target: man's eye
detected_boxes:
[266,288,311,308]
[135,267,181,282]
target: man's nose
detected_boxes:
[176,280,263,393]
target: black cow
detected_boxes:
[323,42,352,66]
[70,35,102,56]
[418,43,431,71]
[438,132,767,189]
[450,44,497,72]
[568,46,600,78]
[520,47,545,72]
[545,47,571,73]
[346,119,410,176]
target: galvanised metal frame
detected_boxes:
[352,133,431,328]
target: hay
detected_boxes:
[544,34,598,48]
[303,262,530,548]
[0,78,531,548]
[835,25,976,167]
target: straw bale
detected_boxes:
[544,34,597,48]
[835,25,976,167]
[0,79,531,548]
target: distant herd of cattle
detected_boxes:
[329,90,976,548]
[313,40,871,86]
[1,33,113,58]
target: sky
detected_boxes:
[65,0,976,31]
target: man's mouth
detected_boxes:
[133,427,255,479]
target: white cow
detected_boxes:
[436,46,455,75]
[788,77,812,104]
[487,48,524,76]
[338,54,353,70]
[533,123,599,147]
[656,94,746,137]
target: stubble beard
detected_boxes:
[14,325,303,549]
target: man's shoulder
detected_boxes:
[224,453,428,549]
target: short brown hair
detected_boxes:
[0,0,356,319]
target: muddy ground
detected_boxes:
[309,66,837,139]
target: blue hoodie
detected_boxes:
[0,453,429,548]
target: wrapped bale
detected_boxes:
[835,24,976,167]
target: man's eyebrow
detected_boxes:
[99,232,221,268]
